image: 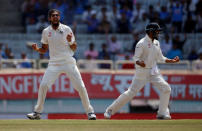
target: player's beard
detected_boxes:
[153,32,159,40]
[51,22,59,29]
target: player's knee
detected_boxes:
[76,85,86,93]
[163,84,171,94]
[40,82,49,89]
[124,88,136,97]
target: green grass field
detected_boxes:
[0,119,202,131]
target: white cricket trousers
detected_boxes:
[106,74,171,116]
[34,62,94,114]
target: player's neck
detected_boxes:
[51,23,59,30]
[148,34,154,42]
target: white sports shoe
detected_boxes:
[27,112,41,120]
[156,114,171,120]
[104,109,112,119]
[88,113,96,120]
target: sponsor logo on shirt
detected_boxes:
[48,32,52,37]
[148,43,151,48]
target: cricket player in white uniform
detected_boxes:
[104,23,180,120]
[27,9,96,120]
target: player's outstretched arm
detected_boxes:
[165,56,180,63]
[32,43,48,54]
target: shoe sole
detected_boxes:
[157,116,171,120]
[27,115,41,120]
[88,117,96,120]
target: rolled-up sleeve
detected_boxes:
[133,42,144,62]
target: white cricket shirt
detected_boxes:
[41,23,75,64]
[133,35,167,69]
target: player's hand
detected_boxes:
[70,42,77,51]
[66,33,72,42]
[32,43,38,51]
[136,60,146,67]
[172,56,180,63]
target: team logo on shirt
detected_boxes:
[59,30,63,34]
[48,32,52,37]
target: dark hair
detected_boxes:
[48,9,60,18]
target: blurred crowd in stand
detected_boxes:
[1,0,202,69]
[21,0,202,34]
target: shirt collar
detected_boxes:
[145,34,153,43]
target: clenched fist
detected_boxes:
[70,42,77,51]
[136,60,146,67]
[173,56,180,63]
[32,43,38,51]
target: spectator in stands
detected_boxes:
[167,44,183,59]
[131,3,145,24]
[98,15,111,34]
[149,8,161,24]
[120,5,133,20]
[65,1,76,24]
[24,1,38,33]
[171,1,184,32]
[161,34,172,56]
[122,55,134,69]
[184,13,196,33]
[147,5,155,22]
[98,43,110,60]
[94,0,107,8]
[132,13,149,34]
[195,0,202,15]
[87,11,99,33]
[107,35,121,61]
[34,0,49,18]
[18,53,32,68]
[36,15,49,33]
[0,44,15,68]
[196,11,202,32]
[82,5,93,23]
[97,7,109,22]
[21,0,29,31]
[84,43,98,59]
[172,34,187,50]
[159,6,170,28]
[188,49,198,61]
[74,0,87,15]
[108,5,120,33]
[2,45,14,59]
[118,0,133,11]
[117,12,131,33]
